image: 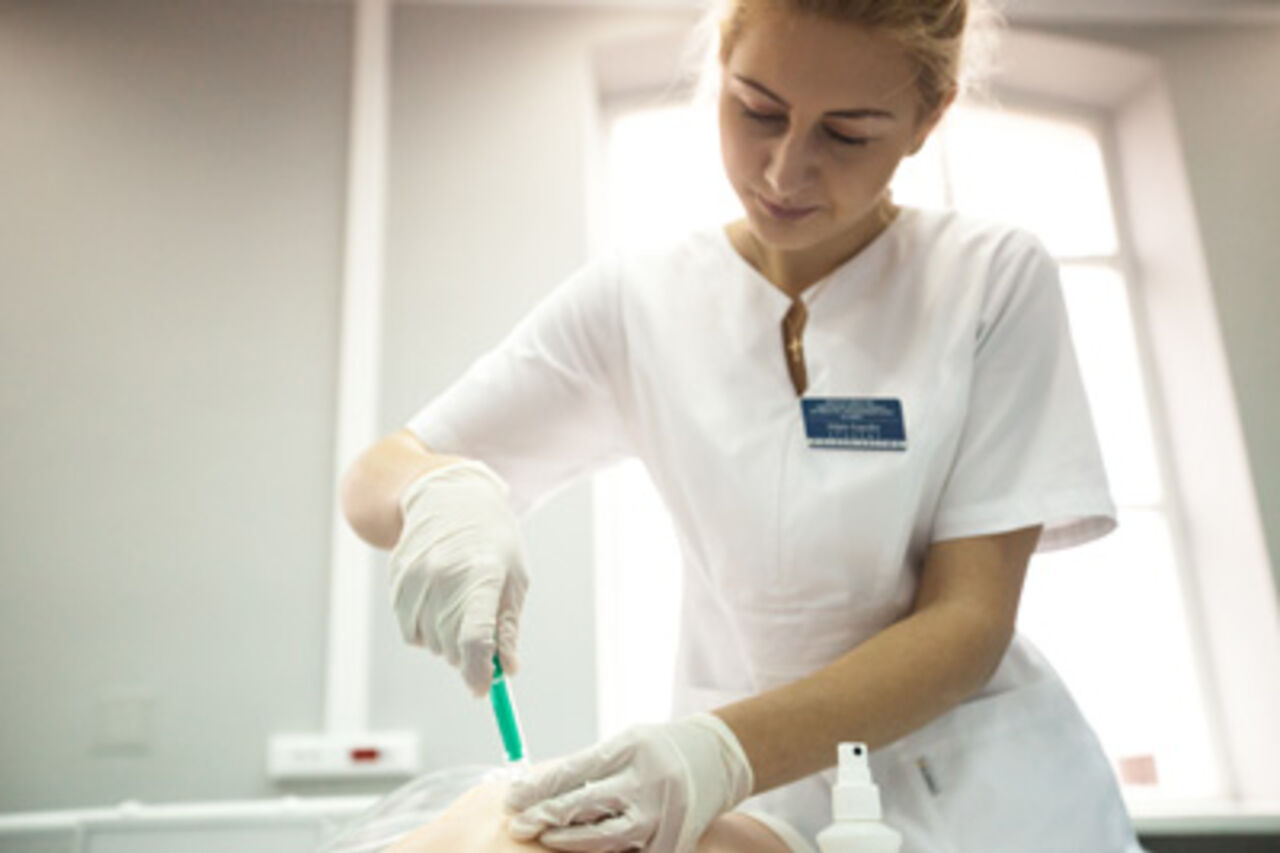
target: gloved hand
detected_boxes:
[504,713,754,852]
[389,459,528,697]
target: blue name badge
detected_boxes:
[801,397,907,451]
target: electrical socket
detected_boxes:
[92,688,156,755]
[266,731,420,781]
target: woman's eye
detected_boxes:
[741,105,785,125]
[739,103,869,147]
[825,128,870,147]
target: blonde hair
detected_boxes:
[704,0,1003,117]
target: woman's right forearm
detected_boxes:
[340,429,463,549]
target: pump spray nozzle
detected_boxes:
[832,742,883,822]
[816,742,902,852]
[838,743,873,784]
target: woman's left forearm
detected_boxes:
[716,599,1011,793]
[715,526,1041,794]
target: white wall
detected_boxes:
[0,0,692,814]
[0,0,350,811]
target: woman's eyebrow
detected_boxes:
[731,74,896,120]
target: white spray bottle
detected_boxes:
[815,743,903,853]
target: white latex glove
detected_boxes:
[389,459,528,697]
[504,713,754,852]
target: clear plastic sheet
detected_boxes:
[319,764,506,853]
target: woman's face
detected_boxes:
[719,10,945,256]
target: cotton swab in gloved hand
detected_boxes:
[490,653,527,766]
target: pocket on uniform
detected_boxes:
[882,679,1138,853]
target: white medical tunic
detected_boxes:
[406,207,1140,852]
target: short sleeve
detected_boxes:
[405,255,632,515]
[931,233,1117,552]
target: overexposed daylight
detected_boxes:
[2,2,1278,852]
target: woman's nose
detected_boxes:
[763,130,816,197]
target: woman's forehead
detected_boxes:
[725,10,920,110]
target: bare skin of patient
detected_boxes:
[387,776,791,852]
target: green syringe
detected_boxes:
[489,653,526,764]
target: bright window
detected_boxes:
[593,95,1223,804]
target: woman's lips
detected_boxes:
[756,193,818,222]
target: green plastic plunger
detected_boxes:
[489,653,526,763]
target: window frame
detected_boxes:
[937,87,1234,803]
[991,34,1280,814]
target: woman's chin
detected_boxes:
[745,217,827,253]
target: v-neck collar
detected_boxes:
[713,208,915,322]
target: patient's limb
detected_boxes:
[388,775,791,852]
[387,779,533,851]
[698,811,796,852]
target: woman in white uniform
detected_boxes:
[342,0,1142,851]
